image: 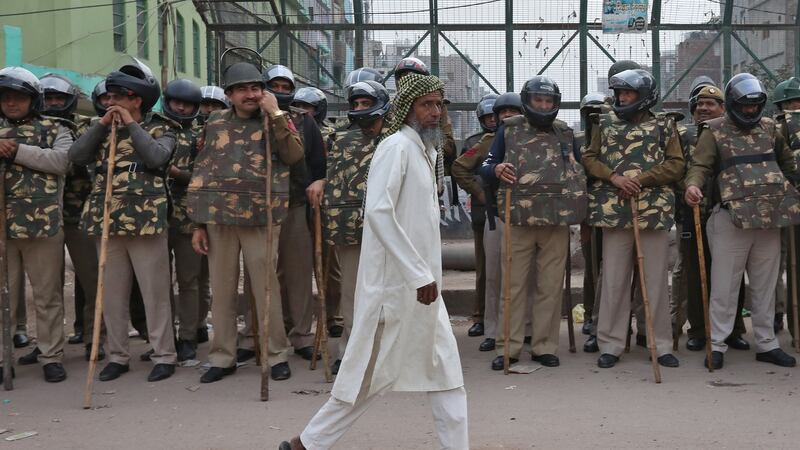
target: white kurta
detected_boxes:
[331,125,464,405]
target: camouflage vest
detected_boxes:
[187,109,290,226]
[63,114,94,225]
[705,116,800,229]
[322,128,377,246]
[168,126,197,233]
[497,117,587,227]
[81,113,175,236]
[587,112,676,230]
[0,116,62,239]
[781,111,800,153]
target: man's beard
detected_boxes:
[408,118,443,149]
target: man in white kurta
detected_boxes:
[280,74,468,450]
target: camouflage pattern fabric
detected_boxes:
[187,109,291,226]
[779,111,800,154]
[587,112,676,230]
[705,116,800,229]
[81,113,176,236]
[497,116,587,227]
[168,126,198,234]
[675,123,713,224]
[322,128,377,246]
[63,114,94,225]
[0,116,62,239]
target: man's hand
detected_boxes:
[685,185,704,207]
[99,109,118,127]
[192,228,209,255]
[168,165,181,179]
[494,163,516,184]
[106,105,135,126]
[260,90,280,116]
[306,179,326,209]
[610,173,641,199]
[0,140,19,159]
[416,282,439,305]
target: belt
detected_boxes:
[94,162,164,178]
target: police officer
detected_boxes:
[198,85,229,125]
[69,59,178,382]
[685,73,799,369]
[582,69,685,369]
[292,87,334,138]
[323,80,391,374]
[161,79,204,362]
[481,77,587,370]
[0,67,73,383]
[188,62,301,383]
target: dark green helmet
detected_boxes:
[607,60,641,82]
[222,62,264,91]
[772,77,800,109]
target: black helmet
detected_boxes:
[346,80,391,128]
[688,76,717,113]
[725,73,767,129]
[292,87,328,123]
[607,60,641,82]
[263,65,296,109]
[162,79,202,125]
[105,58,160,113]
[92,79,109,116]
[0,66,43,115]
[610,69,659,121]
[520,76,561,128]
[222,62,264,91]
[476,95,498,132]
[200,85,230,108]
[394,57,429,81]
[580,92,606,112]
[344,67,383,89]
[492,92,523,117]
[40,73,80,118]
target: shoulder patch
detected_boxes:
[463,146,478,157]
[286,118,298,134]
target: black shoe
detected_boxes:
[200,366,236,383]
[196,327,209,344]
[85,343,106,361]
[99,362,129,381]
[68,332,84,345]
[331,359,341,375]
[705,351,724,370]
[686,337,706,351]
[270,362,291,380]
[18,347,41,365]
[329,325,343,338]
[479,338,496,352]
[636,334,647,348]
[43,362,67,383]
[756,348,797,367]
[597,353,618,368]
[581,320,592,336]
[148,363,175,382]
[523,336,532,344]
[140,348,154,361]
[176,340,197,362]
[657,353,680,368]
[0,366,16,383]
[295,346,321,361]
[236,348,256,363]
[468,322,485,337]
[13,334,29,348]
[491,355,518,371]
[725,335,750,351]
[532,354,560,367]
[583,335,599,353]
[774,313,785,333]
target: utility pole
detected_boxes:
[159,0,169,89]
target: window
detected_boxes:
[113,0,126,52]
[137,0,148,59]
[192,21,201,78]
[176,12,185,73]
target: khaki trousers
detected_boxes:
[64,223,101,340]
[99,232,176,365]
[707,207,780,353]
[472,224,486,324]
[324,243,343,330]
[169,229,203,341]
[334,244,360,360]
[495,224,568,358]
[597,228,672,357]
[278,205,315,350]
[1,231,65,364]
[207,224,290,368]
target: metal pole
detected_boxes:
[429,0,439,77]
[723,0,734,84]
[579,0,588,107]
[795,1,800,78]
[279,0,289,66]
[354,0,364,68]
[651,0,662,102]
[505,0,514,92]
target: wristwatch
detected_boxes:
[269,110,287,119]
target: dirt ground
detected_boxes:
[2,307,799,449]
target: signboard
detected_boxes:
[603,0,649,34]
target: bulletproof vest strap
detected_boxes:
[719,152,776,171]
[551,125,572,160]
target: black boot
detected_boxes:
[176,339,197,362]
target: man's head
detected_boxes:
[291,87,328,124]
[263,65,296,110]
[105,58,160,114]
[393,57,429,83]
[725,73,767,129]
[520,76,561,128]
[607,60,641,83]
[492,92,523,122]
[92,80,110,116]
[344,67,383,90]
[0,67,42,121]
[476,94,498,132]
[692,86,724,123]
[222,62,265,117]
[383,73,445,147]
[162,78,202,126]
[347,81,391,134]
[198,85,229,123]
[609,69,658,121]
[40,73,81,118]
[773,77,800,112]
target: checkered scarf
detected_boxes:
[381,73,445,141]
